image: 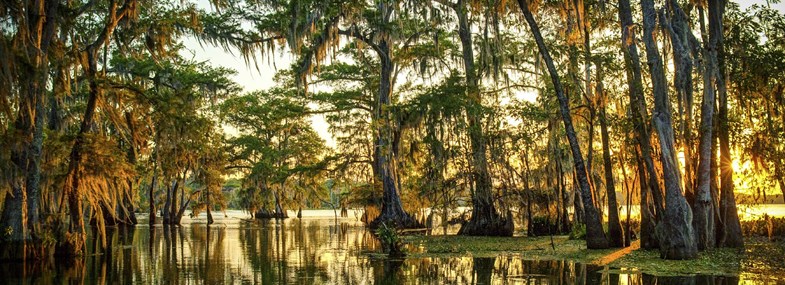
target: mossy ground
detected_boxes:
[402,235,615,262]
[402,235,785,278]
[609,237,785,277]
[608,247,743,276]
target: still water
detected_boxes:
[0,210,773,284]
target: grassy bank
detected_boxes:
[402,235,615,262]
[608,237,784,277]
[401,235,785,278]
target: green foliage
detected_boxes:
[375,222,406,257]
[220,75,328,214]
[725,4,785,195]
[569,224,587,240]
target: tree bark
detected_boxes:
[618,0,666,220]
[205,175,214,225]
[168,178,179,224]
[598,64,624,248]
[123,112,138,225]
[641,0,697,259]
[273,188,287,219]
[564,163,574,232]
[60,49,103,257]
[671,1,697,205]
[369,34,419,230]
[0,0,58,261]
[162,180,175,224]
[518,0,609,249]
[691,0,717,250]
[637,152,659,249]
[620,148,633,247]
[1,185,29,260]
[711,0,743,248]
[572,171,584,228]
[149,143,159,226]
[575,0,599,214]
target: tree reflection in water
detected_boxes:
[0,213,752,284]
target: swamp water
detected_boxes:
[0,210,774,284]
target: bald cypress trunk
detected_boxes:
[518,0,609,249]
[369,37,419,230]
[123,112,138,225]
[637,153,659,249]
[712,0,743,248]
[641,0,698,260]
[149,144,159,226]
[598,64,624,248]
[206,188,214,225]
[618,0,666,223]
[273,188,287,219]
[59,0,135,256]
[692,0,717,251]
[0,0,58,261]
[665,0,696,207]
[60,49,102,257]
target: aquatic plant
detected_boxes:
[375,222,405,258]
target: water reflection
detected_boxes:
[0,212,762,284]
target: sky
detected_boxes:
[182,0,785,147]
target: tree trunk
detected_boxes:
[273,190,287,219]
[0,183,28,260]
[453,0,512,237]
[571,170,583,229]
[58,0,133,257]
[637,153,659,249]
[620,148,633,247]
[712,0,743,248]
[162,180,174,224]
[59,48,106,257]
[205,178,213,225]
[518,0,609,249]
[175,198,190,223]
[0,0,58,261]
[559,165,572,233]
[369,38,419,230]
[692,0,717,250]
[575,0,599,214]
[598,64,624,248]
[523,152,535,237]
[123,112,138,225]
[559,152,572,232]
[25,78,46,252]
[618,0,665,220]
[169,179,179,224]
[0,77,43,260]
[641,0,698,259]
[671,1,696,205]
[149,145,159,226]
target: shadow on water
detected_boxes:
[0,212,757,284]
